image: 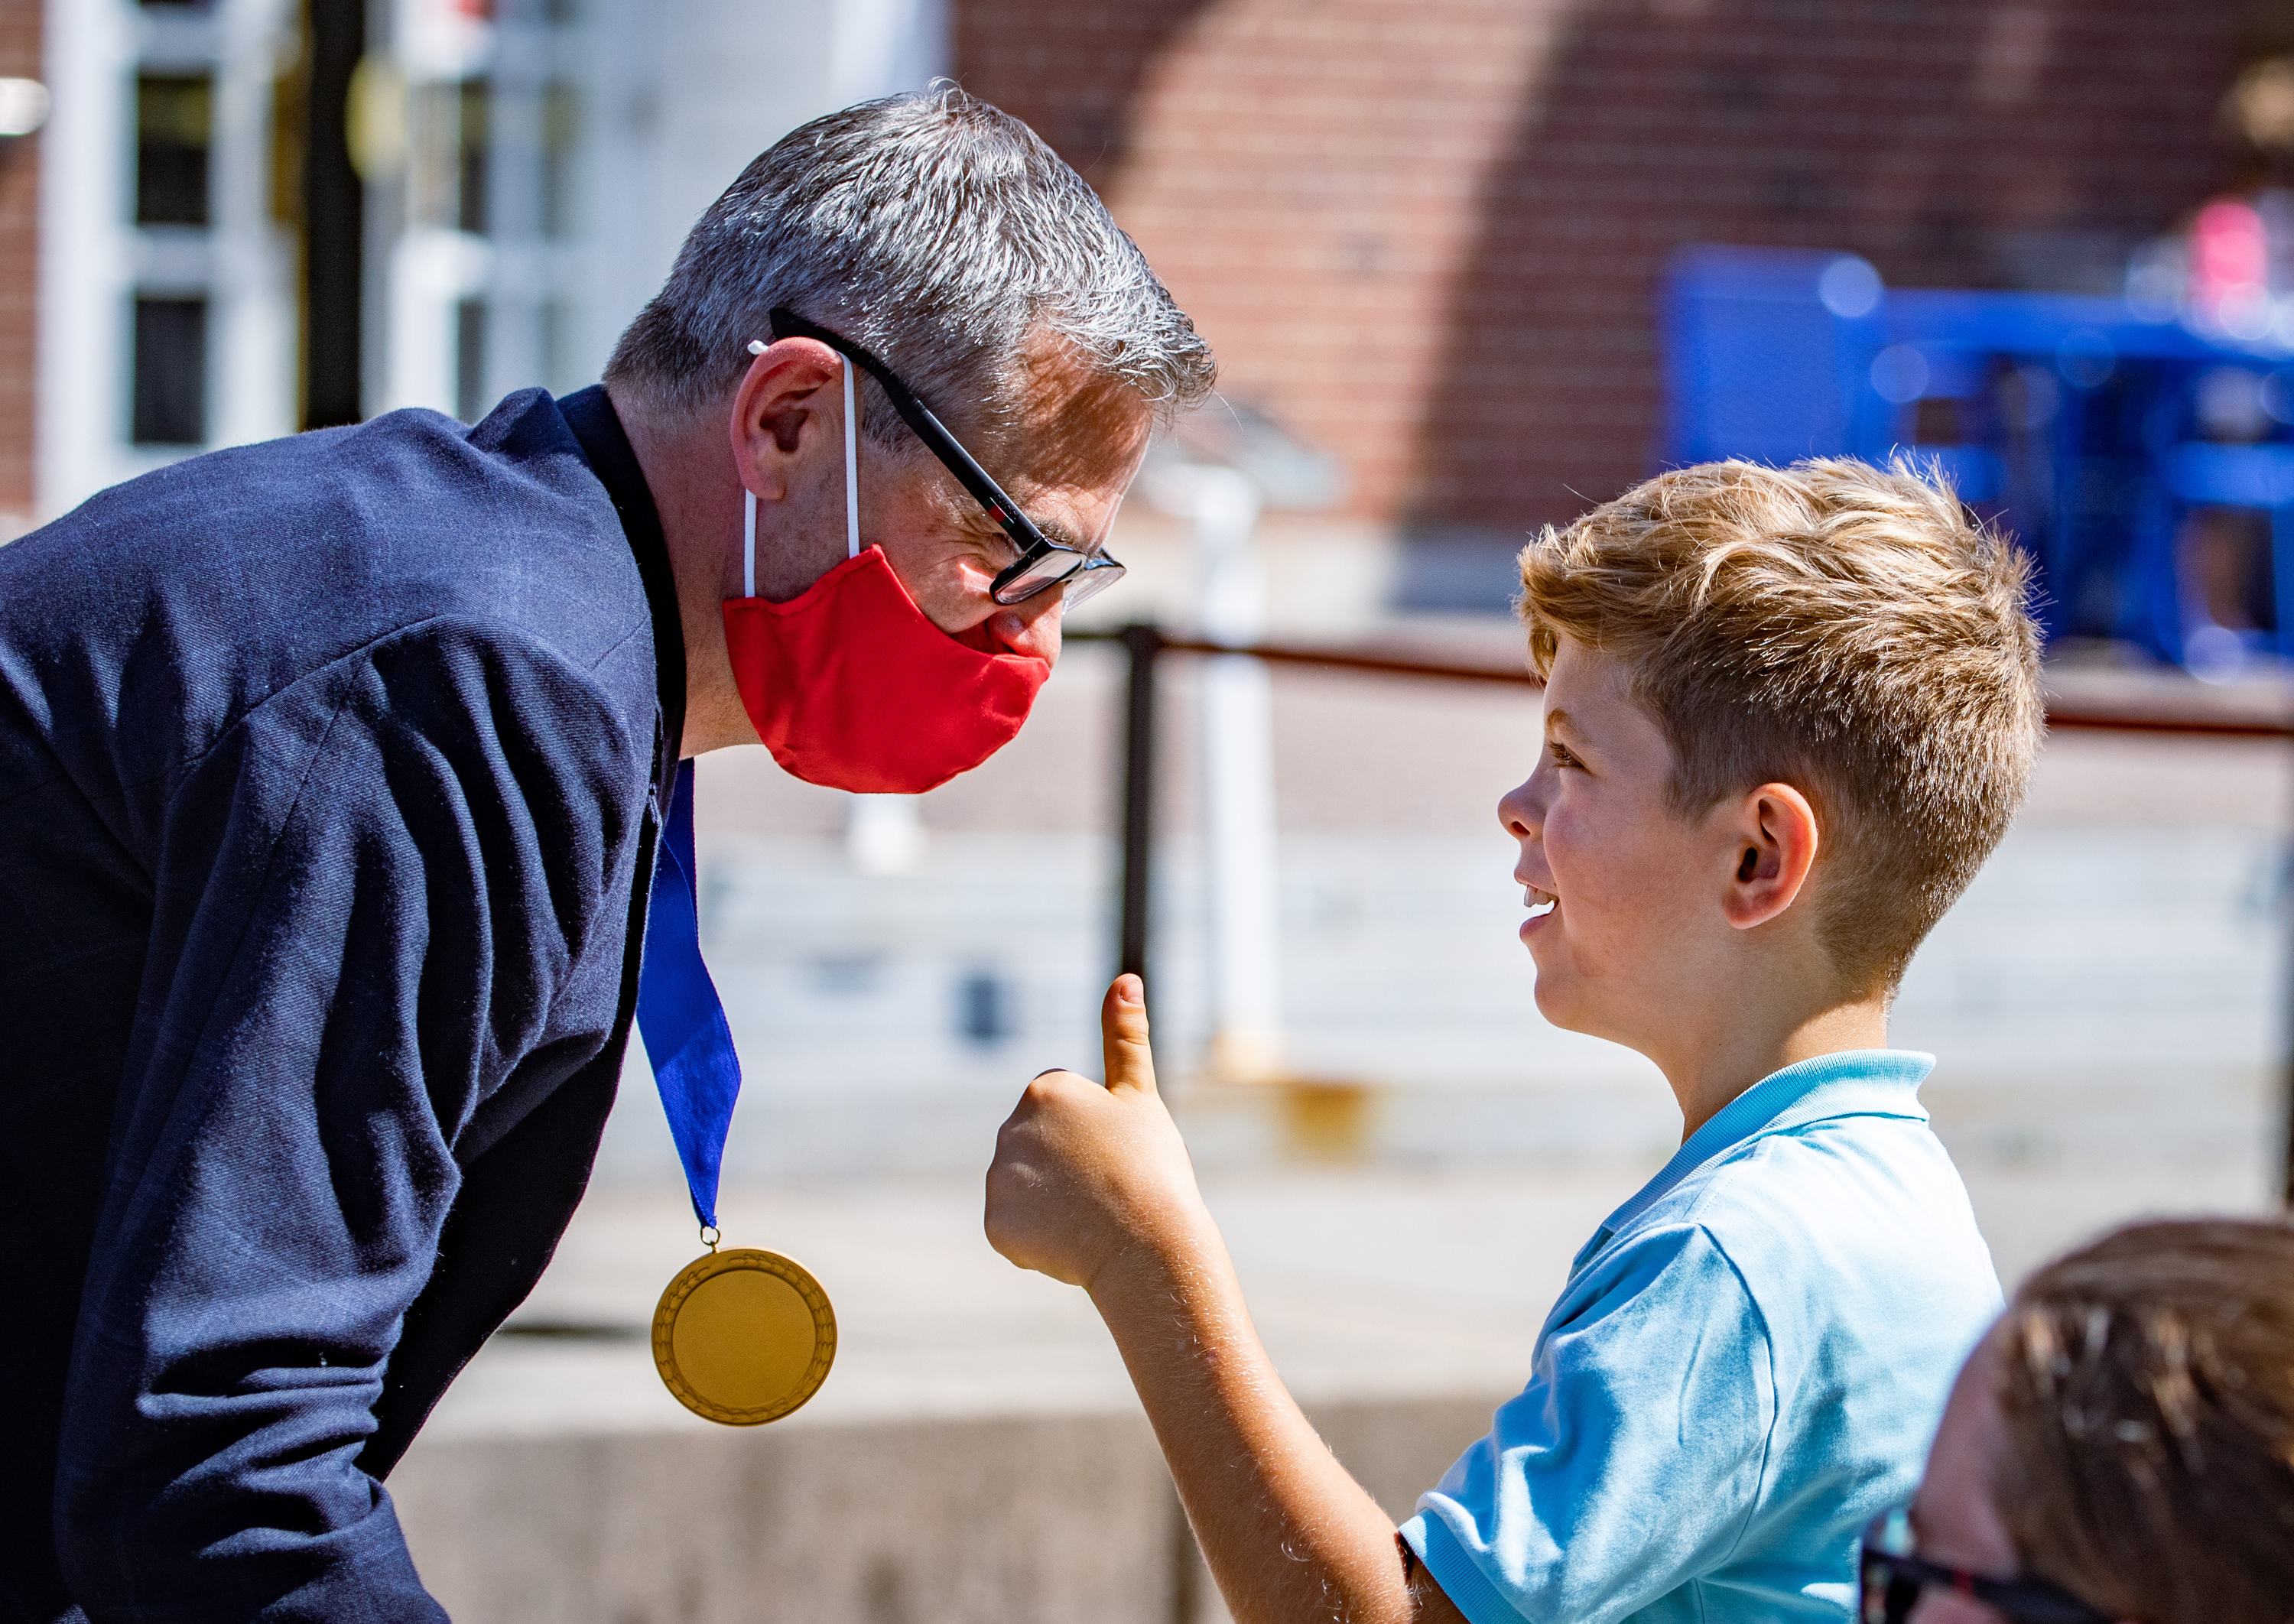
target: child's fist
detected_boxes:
[983,976,1208,1293]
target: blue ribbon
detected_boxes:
[635,761,742,1231]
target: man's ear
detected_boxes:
[728,336,845,500]
[1721,781,1820,931]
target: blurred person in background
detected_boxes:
[1863,1217,2294,1624]
[0,87,1210,1623]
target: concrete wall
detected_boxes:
[390,1394,1501,1624]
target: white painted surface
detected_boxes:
[1190,468,1288,1078]
[541,0,954,408]
[37,0,297,517]
[38,0,133,515]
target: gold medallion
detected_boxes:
[651,1246,837,1426]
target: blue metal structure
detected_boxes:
[1663,246,2294,667]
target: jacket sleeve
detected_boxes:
[52,620,643,1623]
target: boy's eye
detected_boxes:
[1548,740,1580,768]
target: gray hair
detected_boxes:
[604,87,1215,458]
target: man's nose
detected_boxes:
[985,588,1064,666]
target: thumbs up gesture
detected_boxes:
[985,975,1210,1293]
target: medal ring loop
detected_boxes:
[699,1224,722,1252]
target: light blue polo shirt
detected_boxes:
[1400,1050,2000,1624]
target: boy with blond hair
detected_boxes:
[984,458,2043,1624]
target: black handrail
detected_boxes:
[1115,625,1162,982]
[1071,623,2294,1201]
[1069,627,2294,736]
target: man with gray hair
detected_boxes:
[0,88,1210,1622]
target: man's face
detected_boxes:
[752,330,1153,667]
[1494,637,1730,1046]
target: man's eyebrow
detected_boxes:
[960,502,1091,557]
[1032,514,1089,554]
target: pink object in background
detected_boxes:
[2190,198,2273,338]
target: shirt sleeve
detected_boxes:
[1399,1223,1778,1624]
[51,620,643,1623]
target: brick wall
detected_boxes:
[960,0,2246,567]
[0,0,36,519]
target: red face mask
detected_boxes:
[722,543,1048,794]
[721,352,1050,794]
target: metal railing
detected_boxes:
[1073,622,2294,1198]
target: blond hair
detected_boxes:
[1518,457,2041,992]
[1993,1219,2294,1624]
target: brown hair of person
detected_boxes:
[1992,1218,2294,1623]
[1517,457,2042,994]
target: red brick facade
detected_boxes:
[959,1,2250,544]
[0,0,36,518]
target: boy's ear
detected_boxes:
[1720,781,1820,931]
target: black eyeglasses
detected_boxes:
[767,307,1127,610]
[1860,1512,2113,1624]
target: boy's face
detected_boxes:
[1496,637,1741,1046]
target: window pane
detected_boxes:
[541,82,578,239]
[136,74,212,226]
[957,971,1014,1046]
[133,297,207,445]
[457,79,489,235]
[539,297,571,395]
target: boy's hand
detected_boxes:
[985,975,1210,1292]
[989,979,1446,1624]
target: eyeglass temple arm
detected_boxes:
[766,307,1047,552]
[1870,1551,2110,1624]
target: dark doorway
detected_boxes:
[303,0,364,428]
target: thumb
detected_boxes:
[1100,975,1159,1096]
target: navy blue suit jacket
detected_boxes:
[0,387,684,1622]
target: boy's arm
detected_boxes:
[985,977,1468,1624]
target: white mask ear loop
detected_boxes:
[742,491,757,599]
[739,338,856,589]
[742,338,765,599]
[842,356,859,560]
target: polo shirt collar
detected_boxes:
[1595,1048,1935,1242]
